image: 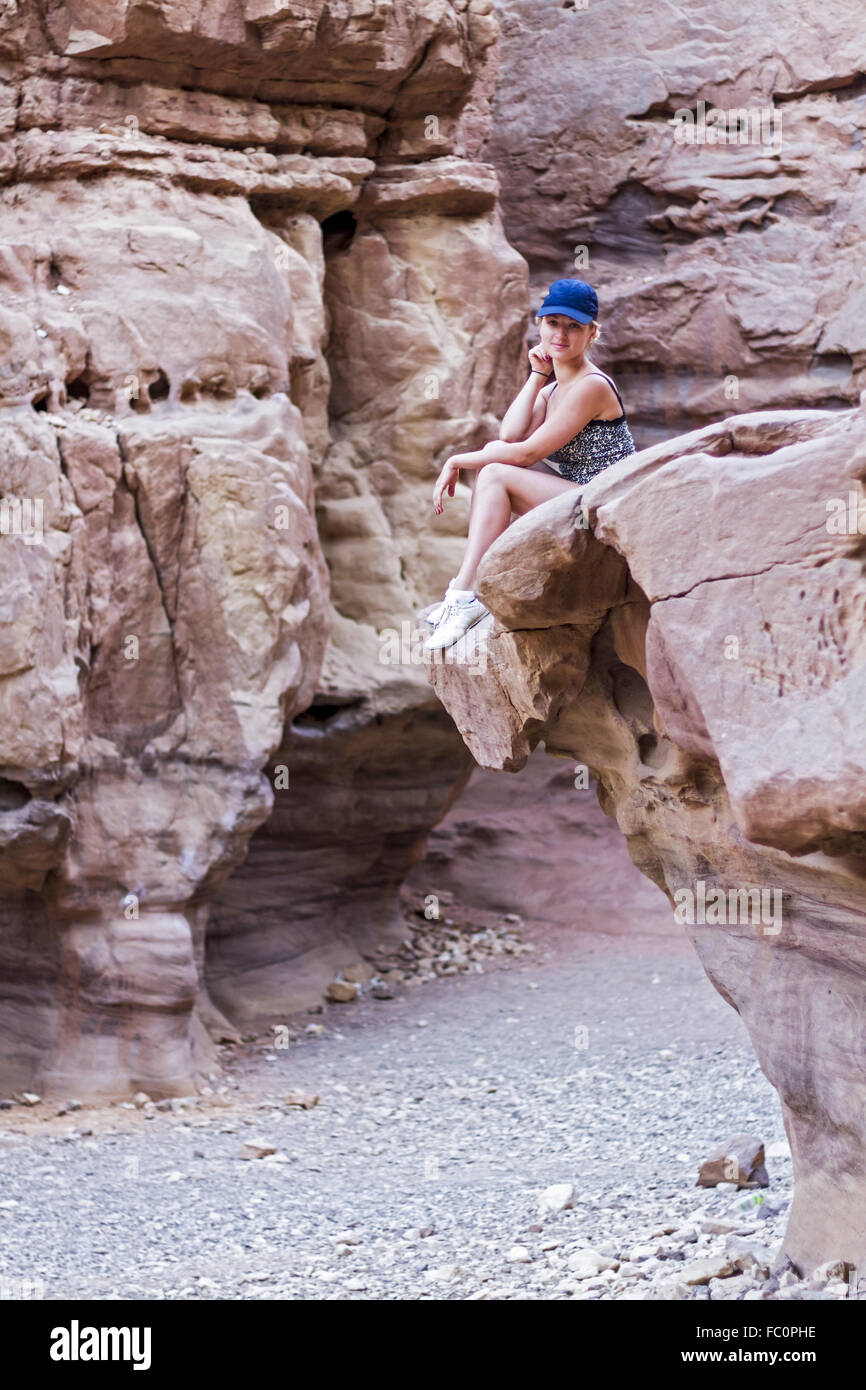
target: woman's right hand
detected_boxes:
[433,461,460,515]
[528,342,553,379]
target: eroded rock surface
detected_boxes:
[487,0,866,444]
[0,0,525,1093]
[425,396,866,1272]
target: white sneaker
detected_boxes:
[424,591,488,651]
[423,577,457,627]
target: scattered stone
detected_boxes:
[637,1278,692,1301]
[304,1024,325,1036]
[567,1249,618,1278]
[372,911,534,992]
[238,1140,277,1160]
[17,1093,41,1106]
[133,1092,152,1108]
[344,1278,367,1291]
[765,1139,792,1160]
[681,1255,737,1285]
[56,1098,85,1116]
[823,1280,850,1298]
[326,979,360,1003]
[725,1236,774,1278]
[538,1183,574,1215]
[811,1259,852,1284]
[697,1134,769,1189]
[628,1242,665,1262]
[670,1226,698,1244]
[701,1219,754,1235]
[425,1265,459,1282]
[284,1091,319,1109]
[708,1273,758,1299]
[341,963,374,985]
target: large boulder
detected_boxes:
[425,394,866,1274]
[0,0,526,1095]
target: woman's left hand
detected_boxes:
[433,461,460,514]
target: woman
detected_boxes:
[424,278,636,651]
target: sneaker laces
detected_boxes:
[432,594,459,627]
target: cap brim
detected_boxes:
[536,305,594,323]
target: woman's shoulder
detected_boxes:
[575,365,618,392]
[544,370,617,403]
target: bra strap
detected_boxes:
[584,370,626,413]
[550,372,625,411]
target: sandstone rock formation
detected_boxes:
[487,0,866,446]
[0,0,527,1093]
[425,395,866,1272]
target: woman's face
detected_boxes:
[537,313,595,362]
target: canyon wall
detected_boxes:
[425,395,866,1273]
[487,0,866,447]
[0,0,527,1093]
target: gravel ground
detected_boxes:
[0,919,850,1301]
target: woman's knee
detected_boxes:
[475,461,509,490]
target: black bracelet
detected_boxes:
[530,369,552,378]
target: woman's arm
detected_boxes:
[499,341,555,440]
[431,376,609,514]
[447,376,611,471]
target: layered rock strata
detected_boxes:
[487,0,866,445]
[425,396,866,1272]
[0,0,526,1093]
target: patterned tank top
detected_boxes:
[545,369,636,484]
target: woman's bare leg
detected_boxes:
[453,463,578,590]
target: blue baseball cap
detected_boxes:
[536,278,598,324]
